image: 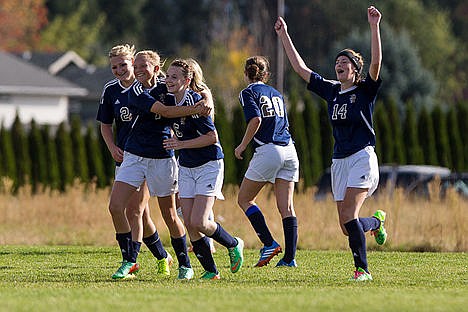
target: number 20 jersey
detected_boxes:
[239,82,292,149]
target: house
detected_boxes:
[17,51,114,122]
[0,51,88,128]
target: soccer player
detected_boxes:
[97,44,166,280]
[275,6,387,281]
[108,50,210,280]
[162,59,244,280]
[235,56,299,268]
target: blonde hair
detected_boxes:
[108,44,135,58]
[186,58,210,93]
[245,56,270,83]
[135,50,166,77]
[170,58,215,120]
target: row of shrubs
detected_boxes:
[1,94,468,194]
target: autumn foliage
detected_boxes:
[0,0,48,51]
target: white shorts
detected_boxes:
[115,151,178,197]
[331,146,379,201]
[245,143,299,183]
[178,159,224,200]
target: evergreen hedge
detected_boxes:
[0,100,467,194]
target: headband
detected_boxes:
[336,50,361,73]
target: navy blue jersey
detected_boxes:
[96,78,137,151]
[170,89,224,168]
[307,72,382,159]
[239,82,292,149]
[125,79,174,159]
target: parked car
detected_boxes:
[440,172,468,198]
[314,165,452,200]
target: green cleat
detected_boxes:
[349,267,373,282]
[200,271,221,280]
[228,237,244,273]
[156,253,173,277]
[371,210,387,245]
[111,260,139,279]
[177,266,194,280]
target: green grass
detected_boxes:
[0,246,466,312]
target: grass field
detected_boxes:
[0,182,467,311]
[0,245,466,312]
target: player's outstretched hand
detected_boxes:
[367,6,382,26]
[274,16,287,36]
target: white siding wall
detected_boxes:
[0,95,68,128]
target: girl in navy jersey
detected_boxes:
[235,56,299,268]
[109,50,210,280]
[275,6,388,281]
[97,44,169,280]
[162,59,244,280]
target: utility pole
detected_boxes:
[276,0,285,93]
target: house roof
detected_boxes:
[0,52,88,96]
[16,51,113,99]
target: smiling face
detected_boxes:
[335,55,356,84]
[110,55,134,86]
[166,65,190,100]
[134,54,158,88]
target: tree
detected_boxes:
[214,97,237,185]
[0,124,16,182]
[403,103,424,164]
[11,115,32,191]
[288,89,312,190]
[374,103,394,164]
[418,107,438,166]
[38,1,106,63]
[318,100,333,169]
[70,116,89,183]
[303,94,323,184]
[84,123,106,188]
[55,122,74,191]
[431,106,451,168]
[28,119,47,193]
[41,125,61,190]
[0,0,48,51]
[447,106,464,171]
[387,98,406,164]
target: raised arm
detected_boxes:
[368,6,382,81]
[275,17,313,82]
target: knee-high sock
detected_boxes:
[282,216,298,263]
[116,232,132,262]
[129,241,141,263]
[171,235,191,268]
[344,219,368,273]
[143,231,167,260]
[245,205,274,246]
[209,223,237,248]
[192,236,218,274]
[359,217,380,232]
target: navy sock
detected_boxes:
[116,232,132,261]
[129,241,141,263]
[192,237,218,274]
[143,231,167,260]
[171,235,191,268]
[245,205,274,246]
[359,217,380,232]
[209,223,237,248]
[344,219,368,273]
[282,216,298,263]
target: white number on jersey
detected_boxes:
[173,123,183,138]
[120,106,132,121]
[331,104,347,120]
[260,96,285,118]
